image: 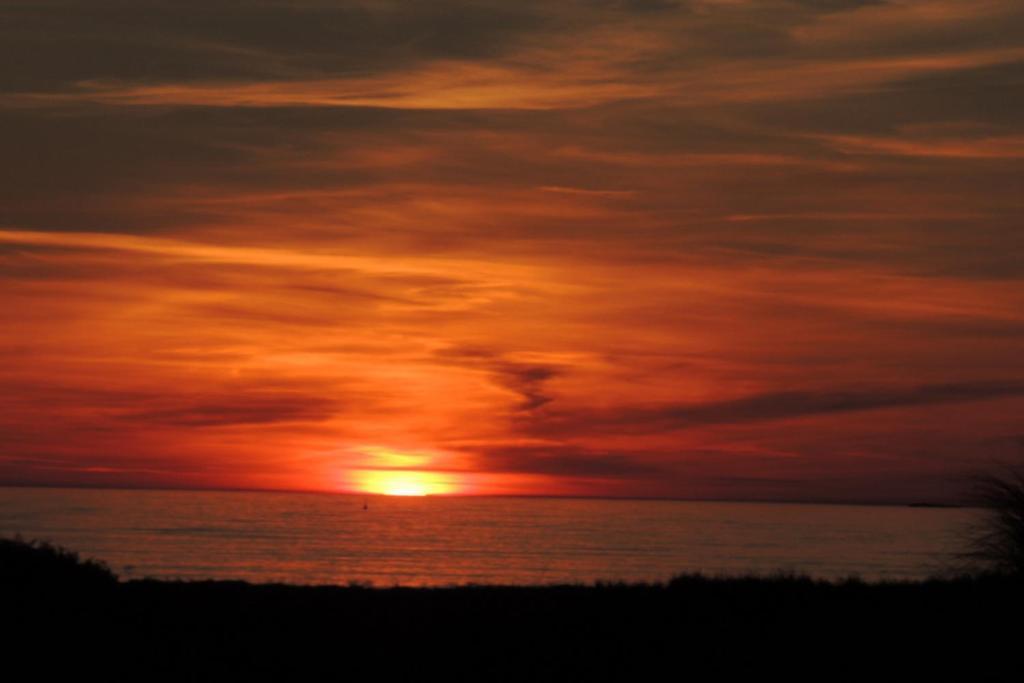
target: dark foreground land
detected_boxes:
[3,538,1020,681]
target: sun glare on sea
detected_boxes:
[353,469,457,496]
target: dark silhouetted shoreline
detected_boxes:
[3,537,1019,681]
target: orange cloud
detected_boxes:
[3,0,1024,502]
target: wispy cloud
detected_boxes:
[2,0,1023,501]
[530,381,1024,436]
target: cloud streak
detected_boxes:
[531,381,1024,436]
[2,0,1023,502]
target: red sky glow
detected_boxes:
[2,0,1023,503]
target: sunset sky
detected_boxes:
[2,1,1023,503]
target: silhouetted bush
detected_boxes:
[0,535,117,587]
[961,466,1024,575]
[2,535,1022,680]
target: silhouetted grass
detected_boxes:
[3,536,1020,680]
[960,466,1024,575]
[0,534,116,587]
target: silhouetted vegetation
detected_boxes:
[2,536,1020,681]
[0,534,116,588]
[961,466,1024,575]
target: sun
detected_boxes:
[353,469,457,496]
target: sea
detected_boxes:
[0,487,979,586]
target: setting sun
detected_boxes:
[352,470,458,497]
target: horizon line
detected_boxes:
[0,481,966,509]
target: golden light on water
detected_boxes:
[352,469,459,497]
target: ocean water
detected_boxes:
[0,487,978,585]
